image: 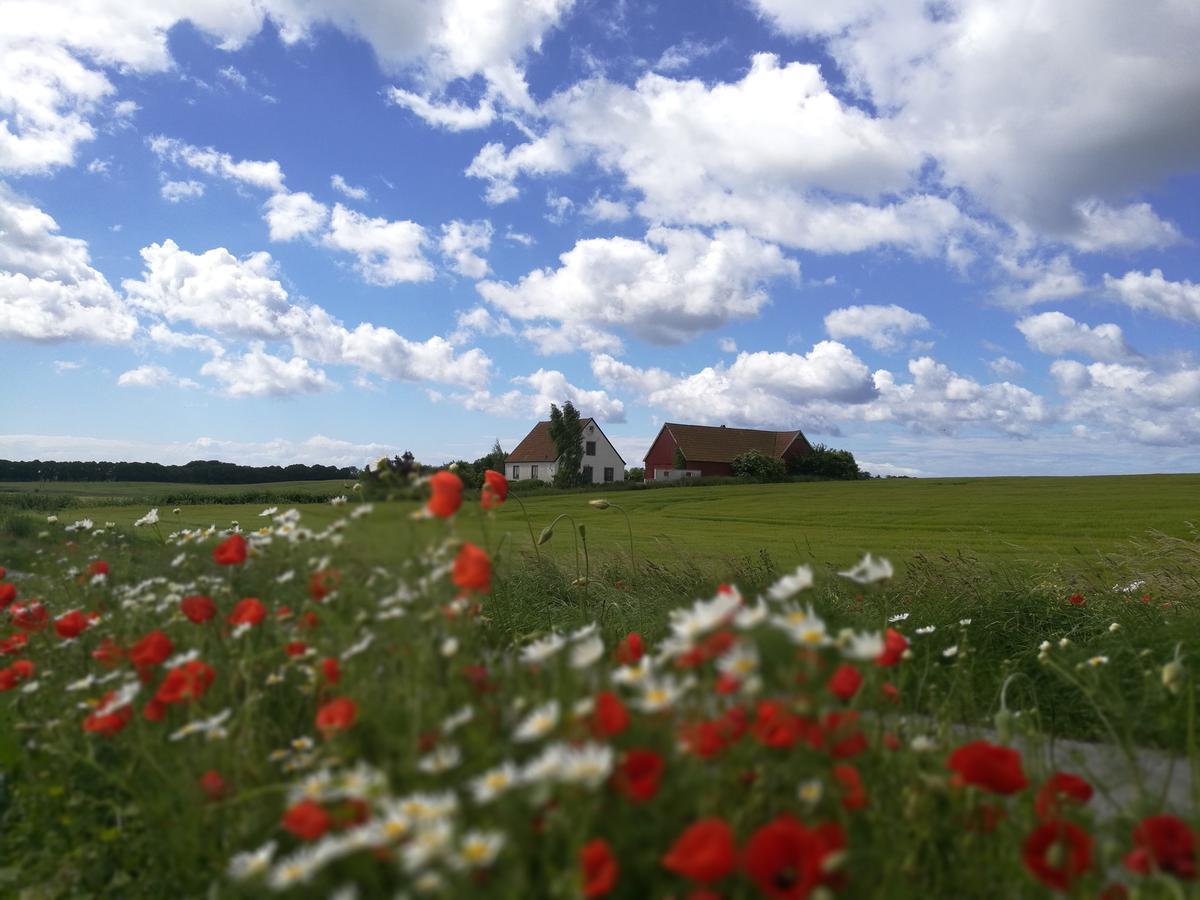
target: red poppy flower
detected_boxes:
[285,641,307,657]
[947,740,1028,794]
[180,595,216,623]
[1035,772,1094,821]
[0,632,27,655]
[10,600,48,631]
[316,697,357,737]
[0,567,6,579]
[822,710,867,758]
[0,659,35,692]
[481,469,509,509]
[662,818,738,883]
[228,597,267,626]
[155,660,216,704]
[1124,814,1196,879]
[615,632,644,665]
[614,749,664,802]
[1068,593,1086,606]
[876,628,909,666]
[309,568,340,602]
[281,799,331,841]
[82,694,133,736]
[0,582,15,609]
[833,764,868,810]
[92,637,124,666]
[1023,820,1093,891]
[752,701,805,749]
[743,814,846,900]
[427,470,464,518]
[827,664,863,701]
[212,533,247,565]
[581,838,619,897]
[321,657,341,684]
[199,770,229,801]
[460,663,495,693]
[86,559,109,578]
[881,681,900,703]
[143,698,166,721]
[451,542,491,594]
[54,609,92,640]
[299,611,319,630]
[592,690,629,738]
[128,629,174,669]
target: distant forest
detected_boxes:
[0,459,358,484]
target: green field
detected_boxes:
[0,478,352,502]
[37,473,1200,577]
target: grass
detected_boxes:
[0,474,1198,897]
[37,473,1200,577]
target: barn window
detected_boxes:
[603,467,614,482]
[585,441,596,456]
[531,464,539,479]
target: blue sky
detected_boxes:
[2,0,1199,476]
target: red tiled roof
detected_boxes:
[657,423,807,464]
[506,418,596,462]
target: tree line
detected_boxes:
[0,459,357,484]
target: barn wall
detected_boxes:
[642,427,679,480]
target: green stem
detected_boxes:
[610,502,637,585]
[510,494,541,563]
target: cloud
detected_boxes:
[323,204,434,285]
[149,135,285,192]
[263,191,329,242]
[330,174,369,201]
[478,226,798,344]
[0,432,394,468]
[1052,358,1200,446]
[448,306,515,345]
[583,195,631,223]
[823,304,930,351]
[217,65,247,89]
[200,344,332,397]
[747,0,1200,247]
[1016,311,1134,362]
[117,364,197,389]
[439,219,493,278]
[456,367,626,422]
[718,337,737,353]
[1068,200,1182,253]
[124,239,491,390]
[988,356,1024,378]
[1104,269,1200,325]
[123,240,292,339]
[0,183,136,342]
[593,341,878,428]
[160,179,205,203]
[386,88,496,130]
[1,1,574,173]
[994,253,1087,308]
[466,54,968,254]
[53,359,82,373]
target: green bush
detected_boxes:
[731,449,788,482]
[788,443,863,480]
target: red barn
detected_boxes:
[642,423,812,481]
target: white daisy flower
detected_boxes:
[134,508,159,527]
[228,841,277,880]
[560,743,614,789]
[636,676,685,713]
[470,761,520,804]
[512,701,560,742]
[417,744,462,774]
[767,565,815,601]
[942,645,959,658]
[772,604,829,647]
[734,598,770,628]
[888,612,910,623]
[520,633,566,666]
[840,630,884,661]
[915,625,936,635]
[570,634,605,669]
[838,553,894,584]
[455,830,505,870]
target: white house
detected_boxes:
[505,418,626,484]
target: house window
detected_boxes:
[585,440,596,456]
[531,464,539,479]
[603,467,614,482]
[512,465,520,480]
[582,465,593,484]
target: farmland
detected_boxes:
[20,473,1200,577]
[1,472,1198,897]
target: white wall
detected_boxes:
[506,421,626,484]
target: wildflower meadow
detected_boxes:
[0,469,1197,898]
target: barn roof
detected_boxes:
[506,418,596,463]
[655,423,808,464]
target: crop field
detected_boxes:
[29,473,1200,577]
[1,471,1198,897]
